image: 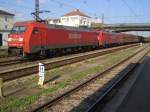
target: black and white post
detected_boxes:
[38,63,45,86]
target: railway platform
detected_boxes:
[102,55,150,112]
[0,46,7,50]
[0,46,8,55]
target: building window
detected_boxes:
[62,18,66,20]
[71,17,75,22]
[5,16,7,22]
[80,20,82,24]
[5,25,8,29]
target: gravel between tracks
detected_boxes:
[43,46,150,112]
[0,44,148,112]
[0,44,138,72]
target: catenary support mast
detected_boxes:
[35,0,40,21]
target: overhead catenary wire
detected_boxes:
[121,0,137,16]
[0,1,33,10]
[1,0,149,24]
[120,0,141,24]
[50,0,98,18]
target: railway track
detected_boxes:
[0,44,140,82]
[0,59,22,67]
[31,45,150,112]
[0,56,19,64]
[0,47,8,57]
[0,55,13,58]
[0,44,137,68]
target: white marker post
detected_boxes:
[38,63,45,86]
[140,42,143,46]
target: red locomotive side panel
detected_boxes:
[28,25,98,54]
[44,28,98,48]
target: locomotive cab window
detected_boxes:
[11,26,26,34]
[32,28,39,34]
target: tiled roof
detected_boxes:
[0,10,14,16]
[63,9,90,18]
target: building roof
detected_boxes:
[0,10,14,16]
[63,9,90,18]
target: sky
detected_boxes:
[0,0,150,23]
[1,0,150,36]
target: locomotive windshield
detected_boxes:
[11,26,26,34]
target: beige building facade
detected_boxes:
[60,9,91,27]
[0,10,14,46]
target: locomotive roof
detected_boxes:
[14,21,46,27]
[14,22,29,26]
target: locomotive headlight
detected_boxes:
[8,38,12,42]
[18,38,23,42]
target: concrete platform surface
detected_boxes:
[116,56,150,112]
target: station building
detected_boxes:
[48,9,92,27]
[0,10,14,46]
[60,9,91,27]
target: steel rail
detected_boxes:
[86,48,150,112]
[0,44,139,82]
[0,60,22,67]
[31,45,149,112]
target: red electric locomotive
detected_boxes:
[8,21,140,58]
[8,21,98,58]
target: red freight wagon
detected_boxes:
[118,33,139,44]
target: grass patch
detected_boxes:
[0,65,103,112]
[0,95,40,112]
[0,47,138,112]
